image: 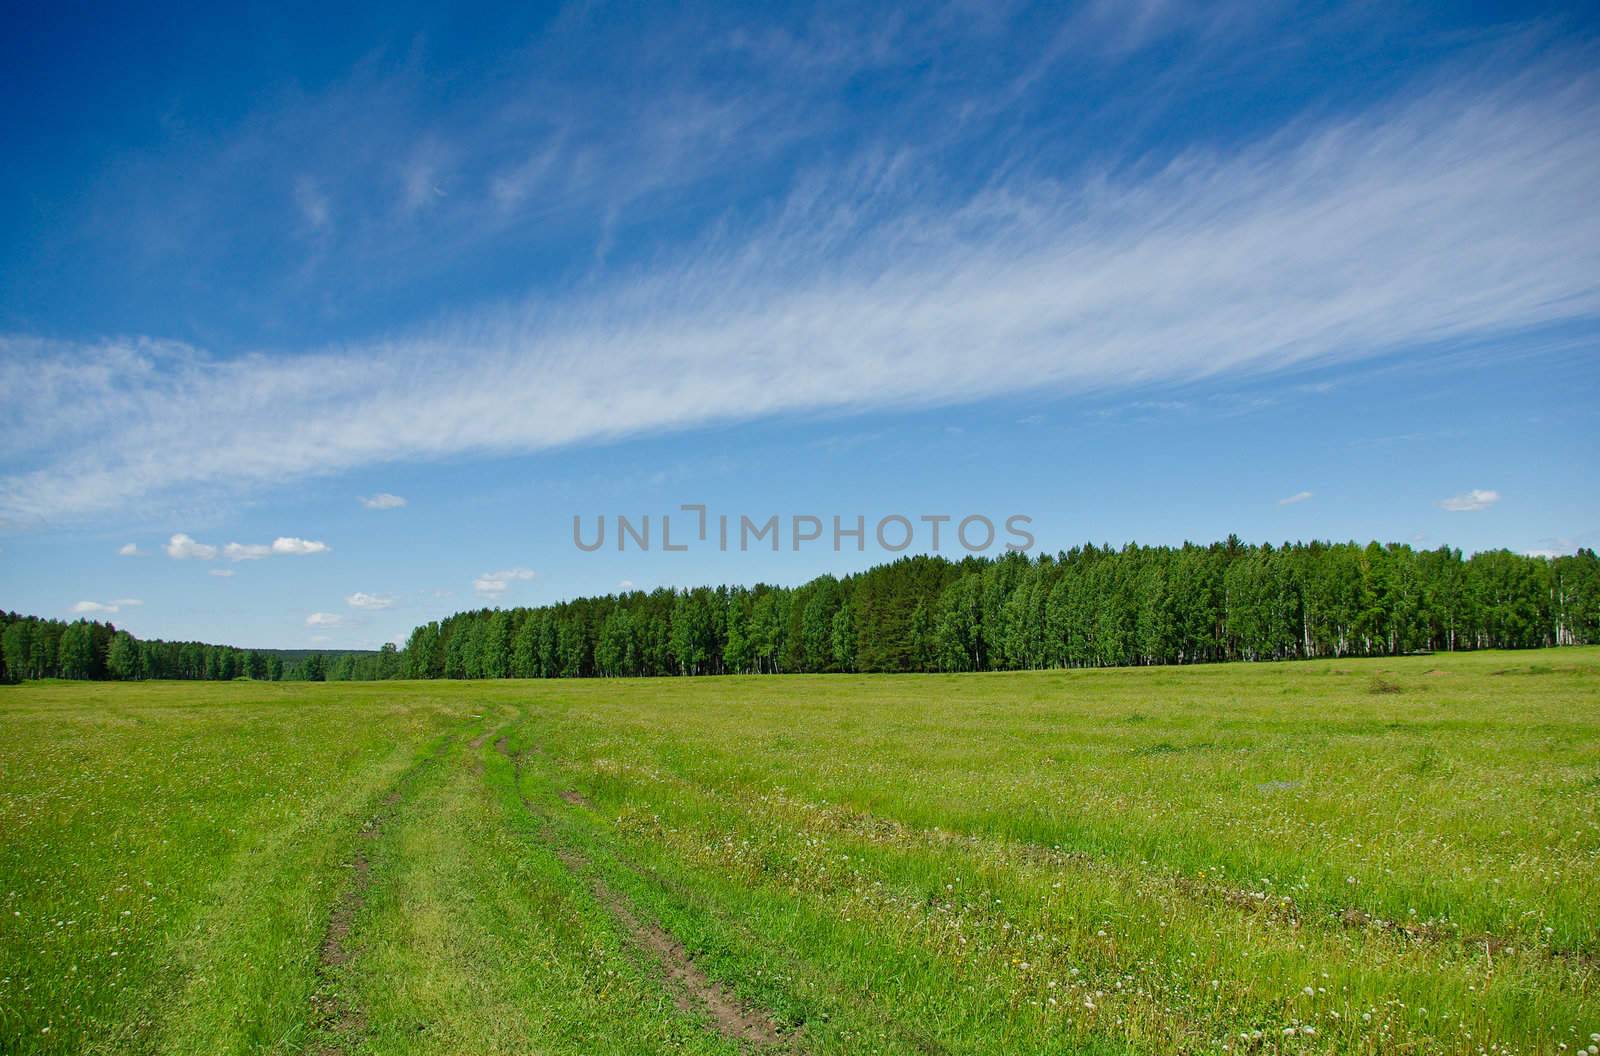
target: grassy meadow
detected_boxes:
[1,648,1597,1054]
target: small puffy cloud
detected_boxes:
[118,542,143,556]
[1438,489,1500,512]
[272,536,330,555]
[209,568,235,578]
[170,535,331,560]
[474,567,536,596]
[346,591,395,610]
[1278,490,1313,505]
[166,532,218,560]
[619,580,635,591]
[358,492,406,510]
[306,612,342,627]
[72,599,142,614]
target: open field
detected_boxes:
[2,649,1597,1055]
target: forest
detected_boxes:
[402,539,1599,679]
[0,613,395,683]
[6,539,1596,684]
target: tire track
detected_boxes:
[492,733,790,1050]
[309,736,454,1055]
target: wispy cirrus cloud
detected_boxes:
[357,492,406,509]
[1,59,1597,524]
[1277,491,1313,506]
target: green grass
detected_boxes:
[2,649,1597,1054]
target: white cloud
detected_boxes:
[619,579,636,591]
[272,536,330,555]
[166,532,218,560]
[474,567,536,596]
[209,568,235,577]
[72,598,142,615]
[1438,489,1501,512]
[306,611,342,626]
[357,492,407,509]
[1278,490,1313,505]
[117,542,143,556]
[346,591,395,610]
[2,66,1598,522]
[164,532,329,561]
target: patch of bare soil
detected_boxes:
[599,881,786,1046]
[559,789,592,807]
[311,843,376,1054]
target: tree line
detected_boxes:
[0,612,400,684]
[403,540,1600,679]
[7,540,1596,684]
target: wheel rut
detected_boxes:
[492,732,790,1050]
[309,736,454,1055]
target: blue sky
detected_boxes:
[1,1,1596,649]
